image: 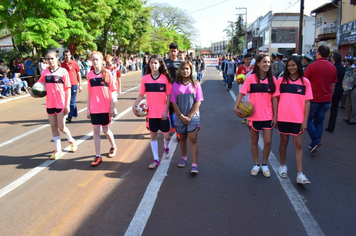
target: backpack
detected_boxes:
[342,68,356,94]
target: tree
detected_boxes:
[149,3,195,51]
[60,0,113,57]
[0,0,70,78]
[224,15,245,55]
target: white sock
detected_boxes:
[53,136,61,152]
[64,131,74,142]
[150,140,159,161]
[163,138,170,149]
[297,172,303,176]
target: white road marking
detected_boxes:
[0,107,132,199]
[0,85,141,148]
[124,135,179,236]
[229,90,325,236]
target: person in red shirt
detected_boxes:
[105,54,122,118]
[277,56,313,184]
[61,50,81,123]
[234,53,279,178]
[87,51,117,166]
[132,54,172,169]
[30,50,77,160]
[304,45,337,153]
[237,54,254,124]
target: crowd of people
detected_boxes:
[3,43,355,182]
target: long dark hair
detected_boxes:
[146,54,172,82]
[176,61,197,88]
[251,53,275,93]
[282,56,304,84]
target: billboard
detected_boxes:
[337,21,356,46]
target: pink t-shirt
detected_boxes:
[277,77,313,123]
[139,73,171,118]
[37,67,71,109]
[240,74,280,121]
[87,69,116,114]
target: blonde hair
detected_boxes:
[46,50,61,66]
[90,51,109,83]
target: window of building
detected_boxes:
[271,29,296,43]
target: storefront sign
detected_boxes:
[337,21,356,45]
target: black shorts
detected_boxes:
[278,121,302,136]
[249,120,273,132]
[47,108,63,115]
[146,118,170,133]
[91,113,111,127]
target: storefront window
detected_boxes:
[271,29,296,43]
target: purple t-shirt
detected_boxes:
[171,81,204,126]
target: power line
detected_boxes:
[190,0,230,14]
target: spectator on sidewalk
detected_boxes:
[325,52,346,132]
[24,57,36,87]
[304,45,337,152]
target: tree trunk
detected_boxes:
[102,26,110,55]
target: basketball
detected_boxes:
[238,101,254,117]
[135,101,149,117]
[236,74,246,84]
[31,82,46,97]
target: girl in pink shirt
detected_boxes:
[132,54,172,169]
[277,56,312,184]
[30,50,77,160]
[234,53,279,178]
[87,51,117,166]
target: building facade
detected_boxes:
[337,0,356,58]
[245,12,315,57]
[211,40,229,55]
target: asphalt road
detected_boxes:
[0,68,355,236]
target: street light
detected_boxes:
[228,21,234,56]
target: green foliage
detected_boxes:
[61,0,113,56]
[224,16,245,55]
[0,48,25,65]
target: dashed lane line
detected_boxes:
[0,85,140,148]
[0,106,132,199]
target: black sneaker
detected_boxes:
[66,117,72,123]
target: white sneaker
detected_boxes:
[278,165,288,178]
[296,173,311,184]
[250,165,260,176]
[261,165,271,178]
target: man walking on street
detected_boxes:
[61,50,81,123]
[304,45,337,152]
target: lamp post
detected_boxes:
[228,21,234,56]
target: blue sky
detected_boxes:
[146,0,331,48]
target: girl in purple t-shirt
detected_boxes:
[171,61,204,174]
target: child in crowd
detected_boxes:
[30,50,77,159]
[233,53,279,177]
[132,54,172,169]
[87,51,117,166]
[171,61,204,174]
[277,56,312,184]
[237,54,254,124]
[0,73,12,98]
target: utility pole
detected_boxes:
[298,0,304,55]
